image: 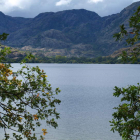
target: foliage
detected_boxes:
[0,34,61,140]
[110,6,140,140]
[3,54,123,64]
[113,6,140,63]
[110,85,140,140]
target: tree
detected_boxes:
[110,6,140,140]
[0,33,61,140]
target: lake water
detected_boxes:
[2,64,140,140]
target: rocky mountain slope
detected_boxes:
[0,1,140,58]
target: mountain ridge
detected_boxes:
[0,1,140,58]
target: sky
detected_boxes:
[0,0,139,18]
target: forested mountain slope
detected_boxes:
[0,1,140,57]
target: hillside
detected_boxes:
[110,43,140,58]
[0,1,140,58]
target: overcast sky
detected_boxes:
[0,0,139,18]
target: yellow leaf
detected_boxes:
[42,129,47,135]
[19,117,22,122]
[41,75,47,78]
[13,77,16,80]
[33,114,38,120]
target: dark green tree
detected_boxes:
[110,6,140,140]
[0,33,61,140]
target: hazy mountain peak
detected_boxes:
[0,11,5,17]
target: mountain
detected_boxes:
[0,12,31,34]
[0,1,140,58]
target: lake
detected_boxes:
[2,64,140,140]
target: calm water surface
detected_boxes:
[3,64,140,140]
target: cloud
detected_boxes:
[88,0,103,3]
[0,0,35,13]
[6,0,23,8]
[56,0,72,6]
